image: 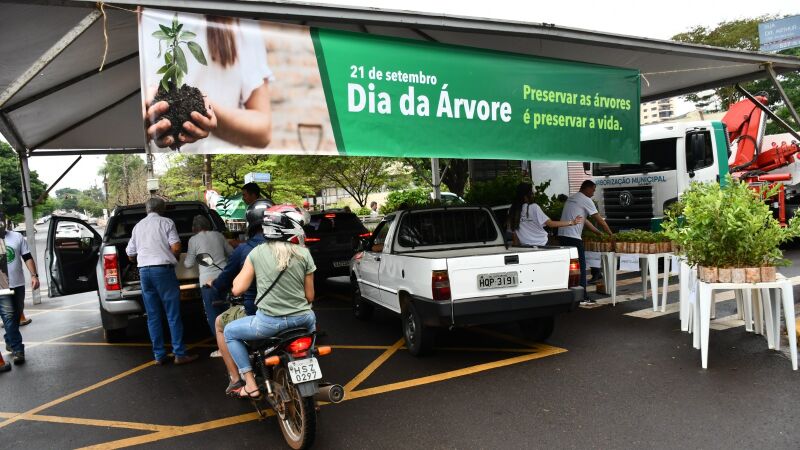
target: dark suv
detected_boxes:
[303,210,370,281]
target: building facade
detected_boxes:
[640,98,676,124]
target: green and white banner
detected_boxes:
[139,9,640,162]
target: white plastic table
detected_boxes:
[694,276,797,370]
[600,252,673,310]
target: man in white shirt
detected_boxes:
[558,180,613,304]
[2,215,40,364]
[370,201,380,217]
[127,198,198,365]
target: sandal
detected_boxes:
[237,386,262,400]
[225,379,245,396]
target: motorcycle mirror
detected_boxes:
[196,253,214,267]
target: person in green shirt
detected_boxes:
[224,207,315,399]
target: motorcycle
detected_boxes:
[197,254,344,449]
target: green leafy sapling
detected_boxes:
[153,14,207,92]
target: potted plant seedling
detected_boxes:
[662,176,800,283]
[151,14,209,147]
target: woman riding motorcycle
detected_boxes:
[225,207,316,398]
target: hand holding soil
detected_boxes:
[181,98,217,143]
[146,96,217,149]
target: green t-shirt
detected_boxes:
[248,244,316,317]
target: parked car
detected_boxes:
[304,210,371,282]
[44,202,227,342]
[433,191,466,205]
[12,223,34,236]
[56,222,82,239]
[350,206,582,355]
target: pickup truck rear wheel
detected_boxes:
[351,278,374,320]
[519,316,555,342]
[403,302,434,356]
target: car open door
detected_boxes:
[45,216,102,297]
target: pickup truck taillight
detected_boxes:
[103,254,121,291]
[568,258,580,288]
[431,270,451,301]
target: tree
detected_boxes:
[99,154,149,206]
[404,158,469,197]
[0,141,47,222]
[278,156,393,208]
[159,153,205,200]
[55,187,81,211]
[77,187,106,217]
[672,16,800,133]
[160,154,317,206]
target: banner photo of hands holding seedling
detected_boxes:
[139,8,640,162]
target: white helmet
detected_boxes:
[263,204,309,244]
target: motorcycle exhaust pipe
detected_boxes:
[315,384,345,404]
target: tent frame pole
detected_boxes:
[18,152,41,305]
[0,9,101,109]
[431,158,441,200]
[764,63,800,129]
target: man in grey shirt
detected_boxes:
[184,215,232,338]
[126,197,197,365]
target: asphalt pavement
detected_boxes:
[2,224,799,449]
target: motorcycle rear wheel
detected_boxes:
[273,366,317,450]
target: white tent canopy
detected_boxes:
[1,0,799,157]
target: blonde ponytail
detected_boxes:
[269,241,303,270]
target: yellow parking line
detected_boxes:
[25,299,97,317]
[468,327,541,349]
[77,412,267,450]
[0,337,214,430]
[330,344,392,350]
[15,413,175,432]
[26,309,98,314]
[348,344,567,400]
[344,338,404,393]
[435,347,539,353]
[25,325,104,350]
[78,339,566,448]
[0,360,156,430]
[0,411,171,433]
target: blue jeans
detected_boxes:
[140,266,186,360]
[224,310,316,375]
[200,285,225,336]
[0,294,23,353]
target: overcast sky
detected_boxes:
[9,0,799,192]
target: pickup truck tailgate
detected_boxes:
[444,247,572,300]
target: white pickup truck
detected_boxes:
[350,206,583,355]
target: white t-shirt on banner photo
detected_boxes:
[140,10,275,154]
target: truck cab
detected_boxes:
[591,121,729,230]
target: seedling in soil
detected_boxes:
[151,13,208,147]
